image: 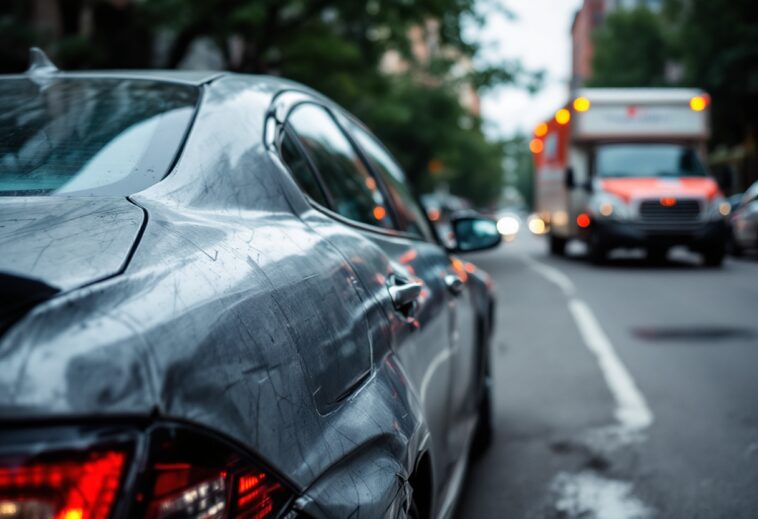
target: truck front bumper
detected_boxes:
[589,220,727,251]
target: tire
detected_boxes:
[471,376,493,459]
[587,233,606,265]
[471,390,493,458]
[647,246,668,265]
[549,233,566,256]
[407,494,420,519]
[703,248,725,267]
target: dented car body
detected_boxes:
[0,66,498,518]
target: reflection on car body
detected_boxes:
[0,53,499,519]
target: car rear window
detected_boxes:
[0,78,199,196]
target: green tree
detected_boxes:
[0,0,539,206]
[502,134,534,209]
[589,6,667,87]
[664,0,758,149]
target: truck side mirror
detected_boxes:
[565,167,575,189]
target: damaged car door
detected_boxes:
[280,102,458,502]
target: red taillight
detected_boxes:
[577,213,591,228]
[0,426,291,519]
[140,427,291,519]
[0,450,126,519]
[146,463,227,519]
[236,471,282,519]
[143,464,284,519]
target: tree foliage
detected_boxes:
[589,0,758,154]
[663,0,758,148]
[0,0,536,206]
[588,7,667,88]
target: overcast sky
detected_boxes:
[473,0,584,138]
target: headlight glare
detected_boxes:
[708,196,730,220]
[589,193,630,220]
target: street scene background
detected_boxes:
[2,0,757,517]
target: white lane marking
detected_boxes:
[568,299,653,430]
[521,255,653,432]
[526,257,576,297]
[552,471,653,519]
[521,253,654,517]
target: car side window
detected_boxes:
[348,121,434,241]
[287,104,395,230]
[278,126,329,206]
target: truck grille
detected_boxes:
[639,199,701,222]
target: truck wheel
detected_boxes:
[647,247,668,264]
[703,248,725,267]
[549,234,566,256]
[587,234,606,265]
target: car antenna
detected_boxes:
[26,47,59,76]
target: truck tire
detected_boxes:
[647,246,668,264]
[549,234,566,256]
[704,248,725,267]
[587,233,607,265]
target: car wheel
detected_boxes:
[471,375,493,459]
[549,233,566,256]
[406,495,421,519]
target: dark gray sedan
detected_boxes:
[0,53,500,519]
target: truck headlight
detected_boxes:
[588,193,631,220]
[707,196,731,220]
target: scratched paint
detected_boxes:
[0,71,499,517]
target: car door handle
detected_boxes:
[444,274,464,296]
[388,281,423,310]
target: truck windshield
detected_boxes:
[596,144,707,179]
[0,78,199,196]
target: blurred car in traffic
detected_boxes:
[730,181,758,256]
[0,50,501,519]
[533,88,731,266]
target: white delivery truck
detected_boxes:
[532,88,731,266]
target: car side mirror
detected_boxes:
[449,216,501,253]
[565,167,575,189]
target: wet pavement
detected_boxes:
[457,231,758,518]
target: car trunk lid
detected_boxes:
[0,196,144,293]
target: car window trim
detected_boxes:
[277,123,335,208]
[282,101,405,233]
[336,111,437,243]
[271,92,440,244]
[322,107,408,235]
[311,201,430,242]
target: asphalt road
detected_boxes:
[456,231,758,518]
